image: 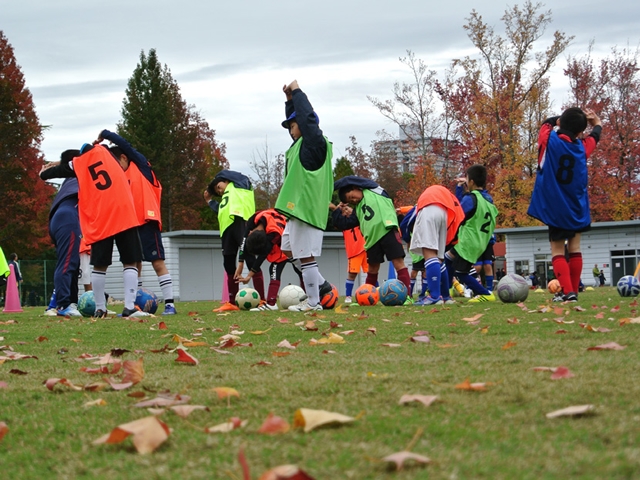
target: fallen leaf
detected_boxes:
[303,320,318,331]
[84,398,107,407]
[293,408,355,432]
[182,341,208,347]
[0,421,7,441]
[322,350,336,354]
[43,378,82,391]
[212,387,240,400]
[610,305,620,313]
[315,333,345,344]
[381,343,402,348]
[37,336,48,342]
[437,343,458,348]
[502,341,517,350]
[134,393,191,408]
[550,366,575,380]
[122,357,144,385]
[546,404,595,419]
[158,321,168,330]
[250,327,272,335]
[398,394,438,407]
[257,412,290,434]
[367,327,377,335]
[251,361,273,367]
[480,326,490,334]
[277,339,297,350]
[258,465,315,480]
[205,417,248,433]
[455,378,492,391]
[105,379,134,391]
[573,306,587,312]
[555,329,568,334]
[170,405,210,418]
[532,366,555,372]
[276,317,290,324]
[272,351,291,357]
[462,314,483,322]
[410,336,430,344]
[594,312,604,319]
[93,416,170,454]
[339,330,356,336]
[587,342,626,351]
[175,348,199,365]
[506,317,520,324]
[382,451,431,471]
[0,381,7,389]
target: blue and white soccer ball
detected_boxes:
[379,279,408,306]
[235,287,261,310]
[135,288,159,314]
[78,291,96,317]
[616,275,640,297]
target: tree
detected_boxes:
[442,1,571,226]
[0,31,55,256]
[333,156,354,181]
[564,45,640,221]
[118,49,228,231]
[249,139,284,210]
[344,136,371,177]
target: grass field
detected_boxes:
[1,287,640,479]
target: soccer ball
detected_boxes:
[616,275,640,297]
[379,279,408,306]
[278,284,306,309]
[78,291,96,317]
[547,279,562,294]
[354,283,379,306]
[320,284,339,309]
[235,287,261,310]
[496,274,529,303]
[135,288,159,314]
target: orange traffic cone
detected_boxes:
[3,264,23,313]
[221,271,229,302]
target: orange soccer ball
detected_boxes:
[320,284,339,309]
[354,283,379,306]
[547,279,562,294]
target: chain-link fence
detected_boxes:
[5,260,56,307]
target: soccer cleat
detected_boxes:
[288,299,323,312]
[344,296,352,304]
[250,302,279,312]
[468,293,496,303]
[93,309,108,319]
[44,308,58,316]
[552,293,565,302]
[162,304,177,315]
[319,280,332,297]
[121,307,150,318]
[442,297,456,305]
[415,296,443,306]
[403,296,414,305]
[563,292,578,302]
[57,305,82,317]
[213,302,240,312]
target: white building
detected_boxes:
[496,220,640,288]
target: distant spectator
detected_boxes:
[592,264,600,287]
[599,270,606,287]
[8,253,22,288]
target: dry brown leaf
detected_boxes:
[455,378,492,391]
[84,398,107,407]
[277,339,297,350]
[381,343,402,348]
[92,416,170,454]
[0,422,8,442]
[506,317,520,324]
[546,404,595,419]
[175,348,199,364]
[212,387,240,400]
[398,394,438,407]
[205,417,248,433]
[462,314,483,322]
[410,335,430,344]
[587,342,626,351]
[257,412,290,434]
[293,408,355,432]
[122,357,144,385]
[272,351,291,357]
[182,341,208,347]
[550,366,575,380]
[170,405,210,418]
[250,327,272,335]
[251,361,273,367]
[502,341,517,350]
[134,393,191,408]
[367,327,377,335]
[315,333,344,344]
[303,320,318,331]
[43,378,83,391]
[258,465,315,480]
[382,451,431,470]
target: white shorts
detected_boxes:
[78,252,92,285]
[281,218,323,259]
[410,204,448,259]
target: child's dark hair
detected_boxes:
[559,107,587,135]
[245,230,270,256]
[338,185,360,204]
[206,178,222,196]
[466,164,487,188]
[109,146,126,160]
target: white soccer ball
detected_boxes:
[278,284,306,309]
[496,273,529,303]
[235,287,261,310]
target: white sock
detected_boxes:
[301,262,321,306]
[91,271,107,311]
[158,274,174,304]
[123,267,138,310]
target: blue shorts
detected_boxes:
[139,221,165,261]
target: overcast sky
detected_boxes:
[3,1,640,176]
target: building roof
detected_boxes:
[496,220,640,235]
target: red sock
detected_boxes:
[227,275,239,303]
[252,271,265,300]
[396,267,411,293]
[568,252,583,293]
[552,255,573,294]
[267,280,281,306]
[366,273,379,286]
